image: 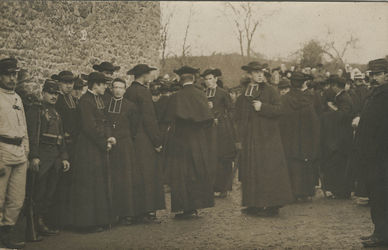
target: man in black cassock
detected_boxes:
[105,78,146,225]
[124,64,165,222]
[279,72,320,201]
[355,59,388,247]
[202,68,237,198]
[320,75,354,199]
[166,66,216,219]
[234,61,293,217]
[70,72,116,232]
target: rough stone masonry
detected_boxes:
[0,1,161,91]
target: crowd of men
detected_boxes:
[0,56,387,248]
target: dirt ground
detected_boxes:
[18,180,374,250]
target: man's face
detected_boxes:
[103,70,113,76]
[249,70,264,83]
[42,91,59,105]
[95,82,107,95]
[72,89,83,99]
[204,74,217,88]
[372,72,387,85]
[337,69,343,77]
[280,88,290,96]
[112,81,126,98]
[0,72,17,90]
[59,81,74,95]
[271,71,280,85]
[354,79,363,86]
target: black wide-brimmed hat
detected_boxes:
[278,79,291,89]
[173,66,199,76]
[84,72,110,84]
[42,79,60,94]
[0,57,20,75]
[93,62,120,73]
[201,68,221,77]
[241,61,264,72]
[51,71,75,83]
[368,58,388,74]
[127,64,157,76]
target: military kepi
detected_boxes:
[368,58,388,74]
[0,57,20,75]
[173,66,199,76]
[43,79,60,94]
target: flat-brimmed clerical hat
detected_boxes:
[93,62,120,73]
[127,64,157,76]
[173,66,200,76]
[241,61,264,72]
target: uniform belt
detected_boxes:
[0,136,23,146]
[41,133,63,145]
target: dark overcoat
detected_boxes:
[124,81,165,212]
[234,82,293,208]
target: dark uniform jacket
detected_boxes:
[55,93,79,145]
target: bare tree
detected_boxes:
[222,2,278,59]
[160,5,175,69]
[181,4,194,64]
[322,28,359,66]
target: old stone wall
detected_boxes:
[0,1,161,86]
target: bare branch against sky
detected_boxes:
[160,1,388,64]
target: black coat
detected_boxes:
[70,91,112,227]
[55,93,79,145]
[166,84,216,212]
[124,81,165,212]
[349,85,370,116]
[105,96,146,217]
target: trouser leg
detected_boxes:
[0,162,27,226]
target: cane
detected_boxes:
[106,144,113,230]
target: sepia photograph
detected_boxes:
[0,1,388,249]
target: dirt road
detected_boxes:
[24,183,372,250]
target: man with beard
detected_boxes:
[105,78,146,225]
[51,71,78,227]
[320,75,354,199]
[26,80,70,236]
[202,68,237,198]
[235,61,293,217]
[355,59,388,247]
[0,58,29,249]
[70,72,117,232]
[279,72,320,202]
[125,64,165,222]
[166,66,216,219]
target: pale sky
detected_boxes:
[161,2,388,64]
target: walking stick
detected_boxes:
[228,150,241,188]
[106,147,113,230]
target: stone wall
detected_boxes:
[0,1,161,86]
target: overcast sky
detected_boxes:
[161,2,388,64]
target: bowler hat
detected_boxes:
[241,61,264,72]
[127,64,157,76]
[0,57,20,75]
[93,62,120,73]
[173,66,199,76]
[51,71,75,83]
[42,79,60,94]
[368,58,388,74]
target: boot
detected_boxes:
[37,217,59,236]
[0,225,26,249]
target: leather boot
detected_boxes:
[0,225,26,249]
[37,217,59,236]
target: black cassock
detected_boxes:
[166,84,216,212]
[206,86,237,192]
[279,89,320,199]
[321,90,354,198]
[70,91,112,227]
[105,97,146,218]
[124,81,165,212]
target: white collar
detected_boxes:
[183,81,193,86]
[88,89,99,96]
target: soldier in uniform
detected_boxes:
[0,58,29,249]
[202,68,237,198]
[355,59,388,247]
[51,71,79,227]
[166,66,216,219]
[125,64,165,222]
[235,61,293,217]
[26,80,70,236]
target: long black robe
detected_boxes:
[235,82,293,208]
[320,90,354,198]
[279,89,320,199]
[124,81,165,212]
[206,87,237,192]
[70,91,111,227]
[105,97,146,218]
[166,84,216,212]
